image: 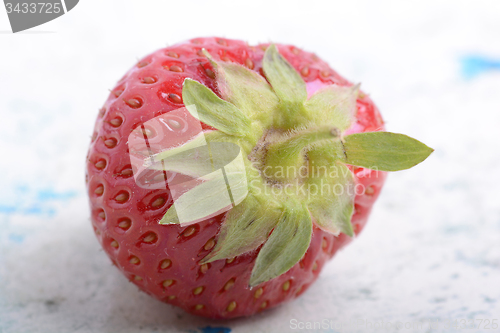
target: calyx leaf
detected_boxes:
[146,139,241,179]
[200,195,281,264]
[342,132,434,171]
[249,203,312,287]
[263,44,308,107]
[305,84,359,131]
[182,78,251,137]
[202,49,279,123]
[146,133,207,167]
[159,205,179,225]
[306,163,355,237]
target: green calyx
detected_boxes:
[263,126,342,183]
[153,44,433,287]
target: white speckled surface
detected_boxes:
[1,1,500,332]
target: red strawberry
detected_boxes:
[86,37,432,319]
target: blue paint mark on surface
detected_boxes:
[0,187,78,216]
[0,204,57,217]
[24,205,43,215]
[461,55,500,79]
[0,205,16,214]
[199,326,232,333]
[8,233,25,243]
[37,189,77,201]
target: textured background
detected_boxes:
[1,1,500,332]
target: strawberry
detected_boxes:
[86,37,432,319]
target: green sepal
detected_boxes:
[159,204,179,225]
[145,136,241,179]
[263,44,307,107]
[200,195,281,264]
[146,132,207,168]
[202,49,279,127]
[145,136,216,179]
[182,78,251,137]
[342,132,434,171]
[305,84,359,131]
[306,141,346,168]
[306,163,355,237]
[249,203,312,287]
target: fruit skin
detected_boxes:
[86,37,387,319]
